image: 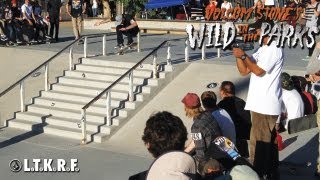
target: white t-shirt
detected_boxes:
[245,42,284,115]
[221,2,232,10]
[212,108,236,144]
[281,89,305,129]
[92,0,98,8]
[21,4,33,20]
[264,0,275,6]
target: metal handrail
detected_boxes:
[79,38,179,144]
[0,32,116,98]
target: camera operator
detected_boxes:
[305,41,320,177]
[232,25,284,179]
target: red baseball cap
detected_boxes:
[181,93,201,108]
[11,0,16,4]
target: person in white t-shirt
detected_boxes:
[92,0,98,17]
[278,72,305,130]
[200,91,236,144]
[263,0,276,7]
[21,0,39,42]
[221,0,232,17]
[233,26,283,179]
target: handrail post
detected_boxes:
[69,47,73,71]
[167,42,171,65]
[81,109,87,144]
[84,37,88,58]
[128,72,134,102]
[153,52,157,79]
[185,39,189,62]
[202,44,206,60]
[137,32,141,52]
[45,63,49,91]
[106,91,111,126]
[217,48,221,58]
[20,81,25,112]
[103,35,107,56]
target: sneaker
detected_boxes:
[30,39,38,44]
[127,42,134,47]
[45,35,52,39]
[302,56,311,61]
[0,34,8,41]
[114,44,124,49]
[16,40,23,44]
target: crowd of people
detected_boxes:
[0,0,62,45]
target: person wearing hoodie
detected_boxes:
[129,111,197,180]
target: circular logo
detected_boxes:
[9,159,22,172]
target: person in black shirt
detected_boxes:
[115,11,139,48]
[67,0,86,41]
[217,81,251,158]
[47,0,62,42]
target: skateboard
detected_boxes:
[117,42,138,55]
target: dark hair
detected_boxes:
[220,81,235,95]
[142,111,187,158]
[201,91,217,109]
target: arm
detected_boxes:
[184,140,195,153]
[119,19,138,31]
[66,3,71,16]
[233,48,266,77]
[82,2,86,14]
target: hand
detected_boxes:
[28,20,33,26]
[232,47,245,58]
[59,16,62,21]
[119,27,126,31]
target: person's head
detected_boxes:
[25,0,30,5]
[256,0,263,8]
[291,76,307,92]
[200,91,217,110]
[219,81,235,98]
[142,111,188,158]
[182,93,203,119]
[311,0,317,4]
[11,0,17,7]
[281,72,294,90]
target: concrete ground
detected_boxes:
[0,22,319,179]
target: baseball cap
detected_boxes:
[182,93,201,109]
[229,165,260,180]
[115,15,123,26]
[281,72,294,90]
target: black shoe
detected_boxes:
[55,38,59,42]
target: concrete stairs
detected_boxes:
[6,58,173,143]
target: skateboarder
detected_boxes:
[114,10,139,49]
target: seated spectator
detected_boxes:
[291,75,318,115]
[182,93,221,166]
[205,0,217,21]
[32,1,50,40]
[278,72,305,130]
[129,111,196,180]
[0,6,10,42]
[5,0,23,44]
[201,91,236,144]
[217,81,251,157]
[221,0,232,17]
[21,0,38,43]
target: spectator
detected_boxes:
[47,0,62,42]
[277,72,305,130]
[232,26,284,179]
[217,81,251,158]
[32,1,50,41]
[291,75,318,115]
[129,111,196,180]
[92,0,98,17]
[114,10,139,48]
[205,0,217,21]
[200,91,236,144]
[263,0,276,7]
[305,41,320,177]
[182,93,221,166]
[302,0,320,59]
[0,6,10,42]
[66,0,86,41]
[8,0,22,44]
[221,0,232,17]
[21,0,38,43]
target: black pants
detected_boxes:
[49,14,60,41]
[307,35,316,57]
[116,25,139,45]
